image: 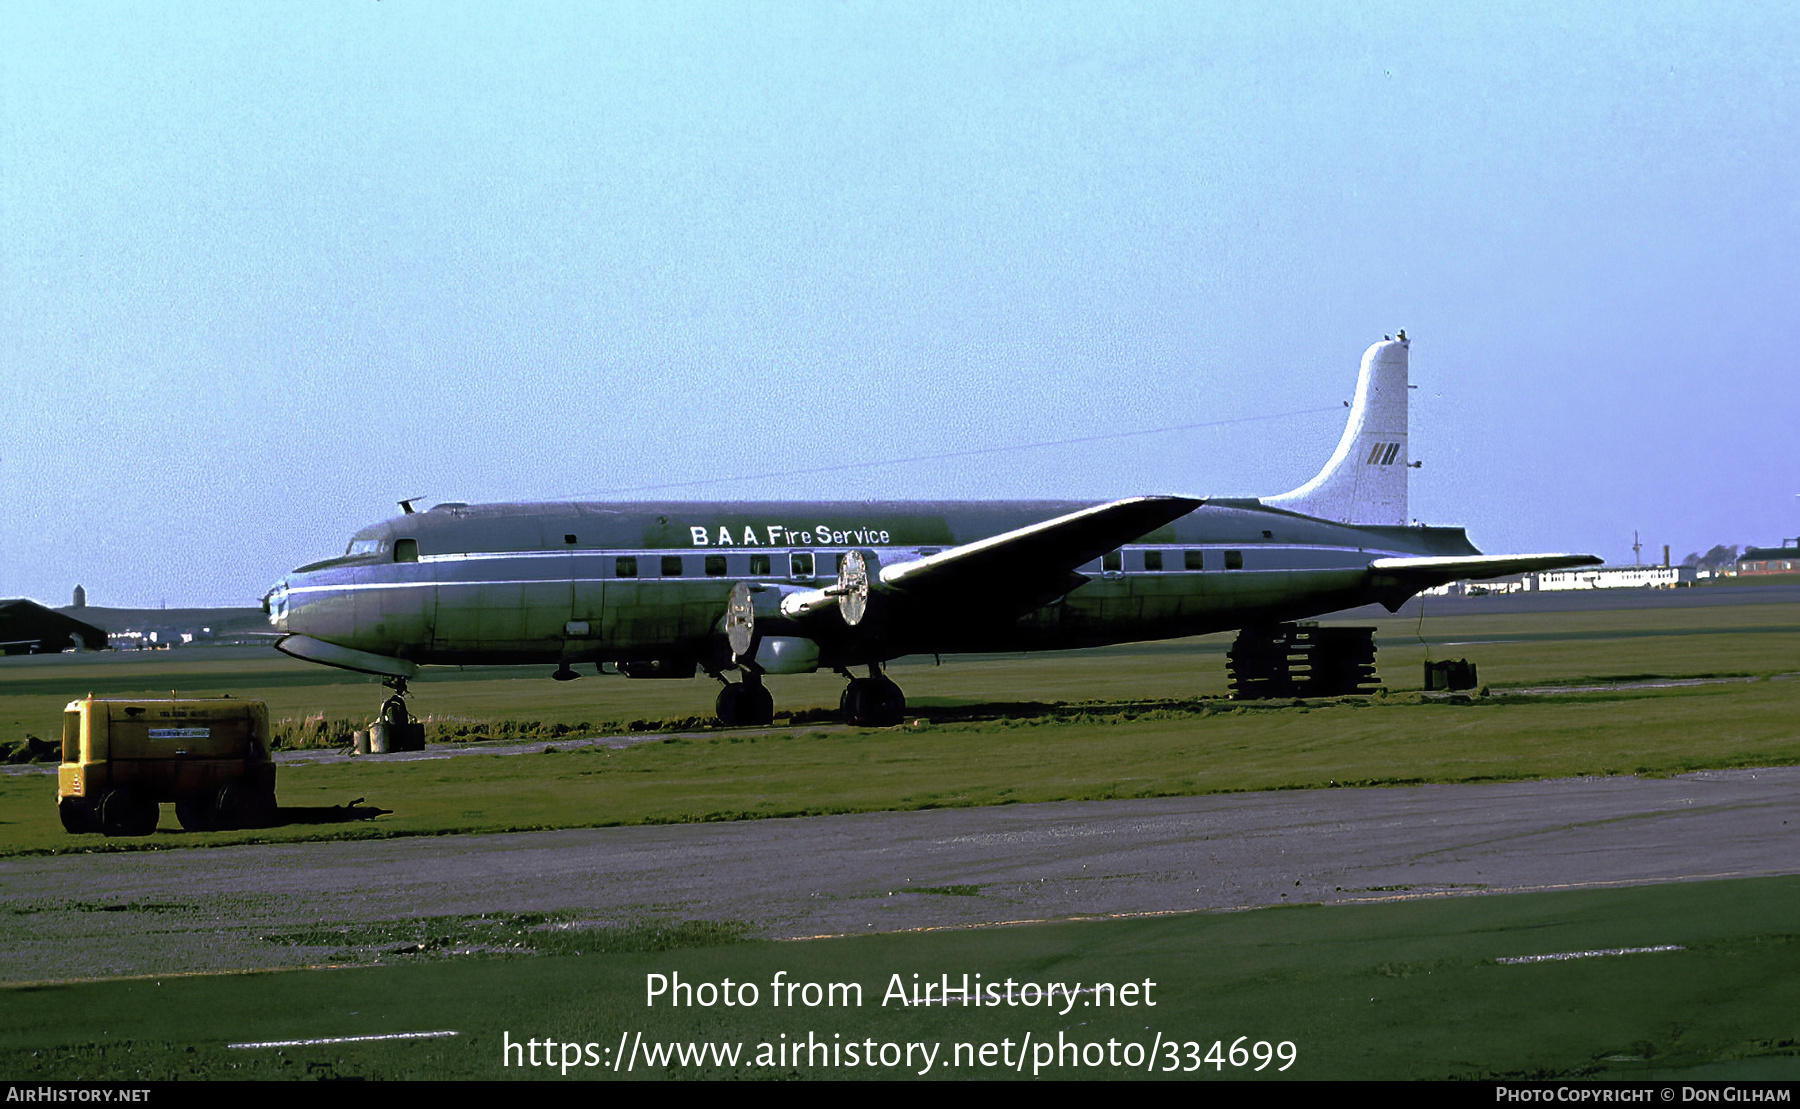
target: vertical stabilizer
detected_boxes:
[1265,336,1410,525]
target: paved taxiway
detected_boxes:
[2,766,1795,983]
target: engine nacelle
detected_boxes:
[752,636,819,675]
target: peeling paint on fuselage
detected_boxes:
[267,499,1480,669]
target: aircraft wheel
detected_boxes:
[100,788,158,837]
[866,677,906,727]
[842,678,905,728]
[58,796,99,835]
[741,683,775,726]
[715,683,746,726]
[718,682,776,727]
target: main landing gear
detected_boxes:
[714,669,775,727]
[710,666,907,729]
[840,665,905,728]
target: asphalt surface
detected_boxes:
[2,767,1795,984]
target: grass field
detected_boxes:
[3,676,1798,857]
[3,600,1796,855]
[3,594,1798,1082]
[2,875,1796,1080]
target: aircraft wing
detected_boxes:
[782,495,1204,626]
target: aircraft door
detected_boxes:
[569,545,603,653]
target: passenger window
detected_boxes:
[750,554,771,576]
[615,556,637,578]
[394,539,418,563]
[1185,549,1204,571]
[790,552,814,579]
[1143,550,1163,571]
[1225,550,1244,570]
[1103,550,1122,573]
[661,555,684,577]
[704,555,727,577]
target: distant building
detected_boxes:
[1737,545,1800,575]
[72,584,86,609]
[1537,565,1696,590]
[1424,564,1698,595]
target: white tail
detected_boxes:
[1264,336,1410,525]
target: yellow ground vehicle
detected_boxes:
[57,696,277,836]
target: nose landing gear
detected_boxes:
[840,665,905,728]
[372,676,426,752]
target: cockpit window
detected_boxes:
[347,538,381,557]
[394,539,419,563]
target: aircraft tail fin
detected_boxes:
[1264,335,1410,525]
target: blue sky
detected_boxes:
[3,2,1796,607]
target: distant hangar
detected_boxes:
[0,599,108,656]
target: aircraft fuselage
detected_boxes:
[266,497,1480,672]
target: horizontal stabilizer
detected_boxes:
[1369,553,1604,580]
[275,634,418,679]
[1362,552,1602,612]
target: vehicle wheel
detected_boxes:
[58,796,99,834]
[243,787,278,828]
[100,788,158,837]
[715,683,745,726]
[216,780,277,829]
[175,798,217,832]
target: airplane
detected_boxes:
[263,333,1600,727]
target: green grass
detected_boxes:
[5,601,1797,739]
[6,679,1797,857]
[5,598,1798,1081]
[2,875,1796,1080]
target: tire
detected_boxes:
[718,682,775,727]
[58,796,99,835]
[840,679,868,725]
[216,780,277,830]
[842,678,904,727]
[175,799,217,832]
[742,683,775,726]
[100,788,158,837]
[866,678,906,728]
[715,683,745,726]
